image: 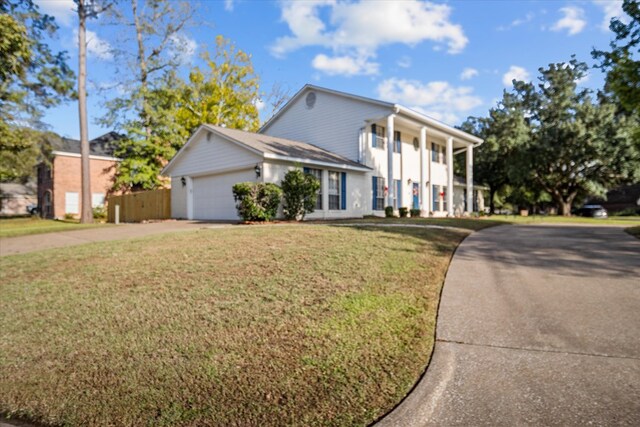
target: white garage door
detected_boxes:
[192,169,255,220]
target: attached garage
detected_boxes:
[162,124,371,221]
[192,169,254,220]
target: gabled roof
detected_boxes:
[49,131,124,157]
[260,84,483,146]
[162,124,371,175]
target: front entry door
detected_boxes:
[412,182,420,210]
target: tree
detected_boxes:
[0,1,74,182]
[592,0,639,116]
[281,168,320,220]
[176,36,261,135]
[459,92,530,214]
[512,58,639,215]
[106,33,262,191]
[74,0,112,223]
[99,0,195,191]
[111,71,185,191]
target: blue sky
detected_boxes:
[34,0,627,140]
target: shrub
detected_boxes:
[93,206,107,220]
[399,207,408,218]
[410,208,421,217]
[385,206,394,218]
[281,169,321,220]
[63,213,75,220]
[232,182,282,222]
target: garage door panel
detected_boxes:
[192,169,255,220]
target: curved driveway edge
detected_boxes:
[377,225,640,426]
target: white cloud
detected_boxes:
[593,0,626,31]
[169,33,198,64]
[460,67,478,80]
[377,78,482,125]
[254,98,265,111]
[73,29,113,60]
[397,56,412,68]
[35,0,75,26]
[272,0,468,76]
[224,0,235,12]
[551,6,587,35]
[497,12,535,31]
[502,66,530,86]
[312,53,379,76]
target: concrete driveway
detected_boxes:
[379,225,640,426]
[0,221,230,256]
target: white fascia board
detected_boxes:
[52,151,121,161]
[395,105,484,146]
[263,153,371,172]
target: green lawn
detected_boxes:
[0,225,469,426]
[489,214,640,226]
[0,217,109,238]
[625,225,640,239]
[334,214,640,230]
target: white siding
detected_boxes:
[263,161,368,219]
[262,89,391,161]
[192,169,255,220]
[171,176,188,219]
[168,132,260,177]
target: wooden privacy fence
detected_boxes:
[107,189,171,223]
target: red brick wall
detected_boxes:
[50,155,118,219]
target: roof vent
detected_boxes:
[305,92,316,109]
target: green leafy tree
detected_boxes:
[176,36,261,135]
[592,0,639,116]
[281,168,320,220]
[0,0,75,182]
[111,71,185,191]
[512,58,639,215]
[459,92,530,214]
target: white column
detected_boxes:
[419,126,427,213]
[466,145,473,214]
[386,114,395,207]
[446,137,454,217]
[322,170,329,215]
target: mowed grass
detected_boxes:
[0,225,469,426]
[0,217,109,238]
[333,217,504,231]
[626,225,640,239]
[335,215,640,230]
[489,214,640,226]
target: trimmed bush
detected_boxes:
[281,169,321,220]
[399,207,408,218]
[385,206,394,218]
[410,208,421,217]
[232,182,282,221]
[93,206,107,220]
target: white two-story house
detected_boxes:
[163,84,485,220]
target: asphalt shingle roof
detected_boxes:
[206,125,369,170]
[50,131,123,157]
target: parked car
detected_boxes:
[575,205,608,218]
[26,204,39,215]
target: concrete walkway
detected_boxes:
[0,221,230,256]
[378,225,640,426]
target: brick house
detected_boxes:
[37,132,122,219]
